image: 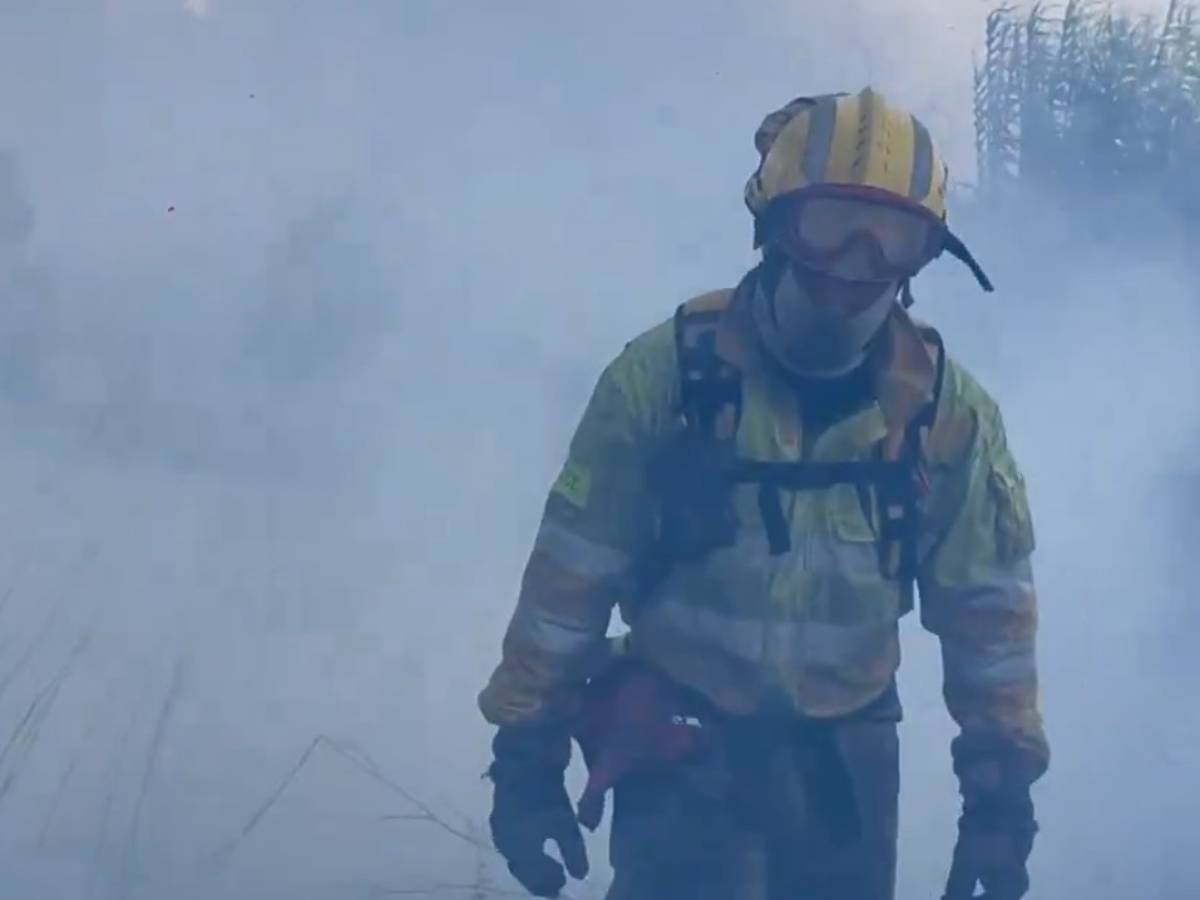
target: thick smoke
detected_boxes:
[0,2,1195,898]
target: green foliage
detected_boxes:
[975,1,1200,213]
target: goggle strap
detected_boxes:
[944,230,995,293]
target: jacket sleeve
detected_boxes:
[478,341,666,729]
[918,397,1050,807]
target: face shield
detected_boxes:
[751,186,943,378]
[756,183,994,292]
[764,185,947,282]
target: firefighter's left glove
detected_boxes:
[944,737,1045,900]
[488,726,589,898]
[943,792,1037,900]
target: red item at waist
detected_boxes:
[572,659,707,830]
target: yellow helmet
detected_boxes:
[745,87,948,220]
[745,88,991,291]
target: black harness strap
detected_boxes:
[667,302,946,606]
[757,483,791,556]
[674,304,742,437]
[732,459,914,490]
[884,327,946,611]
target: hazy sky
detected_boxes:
[0,2,1197,899]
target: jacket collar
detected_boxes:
[718,271,936,422]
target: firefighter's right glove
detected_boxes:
[488,726,589,898]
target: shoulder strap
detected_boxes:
[664,297,949,608]
[884,326,947,612]
[909,324,947,435]
[673,294,742,440]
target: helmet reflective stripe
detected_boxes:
[802,95,839,185]
[908,114,935,203]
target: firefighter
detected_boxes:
[480,88,1048,900]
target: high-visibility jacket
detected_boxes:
[480,283,1049,784]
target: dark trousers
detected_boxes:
[605,718,899,900]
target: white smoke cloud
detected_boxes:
[0,2,1195,899]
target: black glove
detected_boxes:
[943,795,1037,900]
[488,726,589,898]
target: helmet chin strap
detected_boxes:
[943,230,995,292]
[756,248,789,295]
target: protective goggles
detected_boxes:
[760,185,994,291]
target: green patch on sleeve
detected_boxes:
[551,460,592,509]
